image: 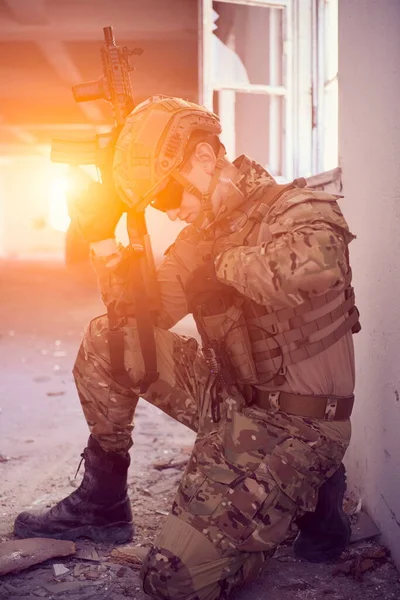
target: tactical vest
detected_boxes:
[196,183,360,387]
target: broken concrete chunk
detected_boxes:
[52,563,70,577]
[73,563,90,577]
[75,542,100,561]
[0,538,75,576]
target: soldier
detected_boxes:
[15,97,359,599]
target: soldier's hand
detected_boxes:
[70,181,126,244]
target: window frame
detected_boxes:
[199,0,294,180]
[199,0,339,181]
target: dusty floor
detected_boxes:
[0,260,399,600]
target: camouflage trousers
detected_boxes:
[73,315,351,600]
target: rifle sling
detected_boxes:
[107,251,159,394]
[130,250,159,394]
[107,328,134,388]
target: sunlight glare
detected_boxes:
[48,174,70,232]
[48,164,97,232]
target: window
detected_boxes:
[199,0,339,182]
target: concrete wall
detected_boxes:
[339,0,400,565]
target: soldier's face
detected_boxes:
[166,192,202,223]
[166,142,222,223]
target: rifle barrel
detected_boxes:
[103,26,115,45]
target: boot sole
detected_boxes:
[293,464,351,563]
[293,513,351,562]
[14,520,134,545]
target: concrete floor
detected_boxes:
[0,260,399,600]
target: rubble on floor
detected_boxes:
[0,538,75,577]
[1,458,399,600]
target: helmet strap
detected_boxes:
[170,146,227,229]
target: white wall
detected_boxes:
[339,0,400,565]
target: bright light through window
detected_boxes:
[48,173,70,232]
[47,164,97,233]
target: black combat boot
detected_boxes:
[14,436,134,544]
[293,463,351,562]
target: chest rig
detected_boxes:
[196,182,360,389]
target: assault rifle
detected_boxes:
[51,26,160,392]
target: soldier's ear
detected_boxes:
[192,142,217,174]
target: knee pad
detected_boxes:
[141,547,195,600]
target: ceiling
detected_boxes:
[0,0,199,153]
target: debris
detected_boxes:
[74,563,90,577]
[33,376,51,383]
[152,458,188,471]
[361,545,389,560]
[84,569,99,580]
[46,391,66,397]
[75,542,100,562]
[0,538,75,576]
[52,563,70,577]
[43,580,102,593]
[110,545,148,568]
[350,510,381,543]
[155,510,169,516]
[344,490,362,515]
[0,454,10,463]
[333,545,389,580]
[279,579,310,591]
[102,561,128,572]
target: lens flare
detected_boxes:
[47,165,97,233]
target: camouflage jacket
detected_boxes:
[93,156,356,396]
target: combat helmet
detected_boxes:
[113,95,225,219]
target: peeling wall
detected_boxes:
[339,0,400,565]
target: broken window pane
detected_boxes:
[212,1,284,88]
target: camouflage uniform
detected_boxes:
[73,156,354,599]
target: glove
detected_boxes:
[70,181,126,244]
[184,259,236,314]
[213,224,254,258]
